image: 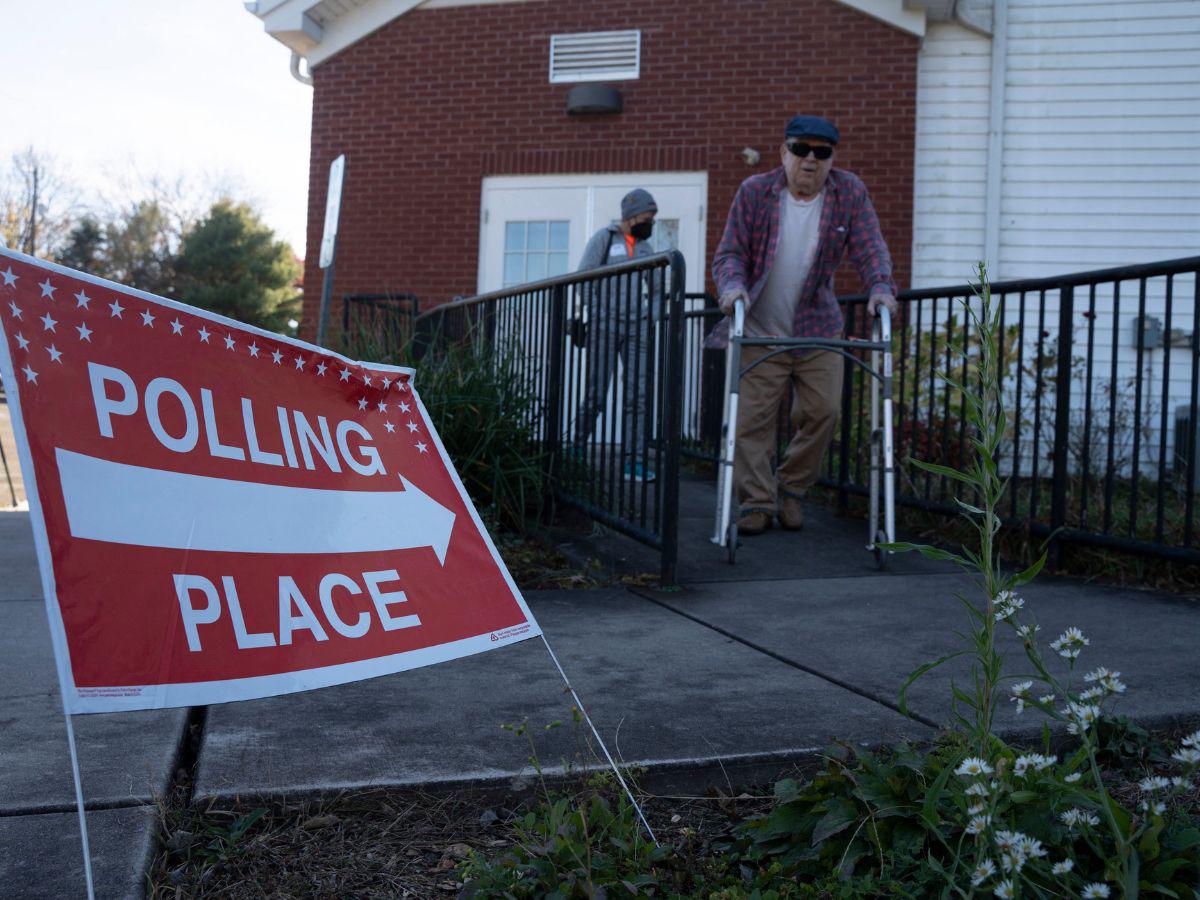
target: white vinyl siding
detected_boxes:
[999,0,1200,278]
[912,2,1200,480]
[912,23,992,288]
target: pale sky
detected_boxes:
[2,0,312,254]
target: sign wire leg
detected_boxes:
[63,711,96,900]
[538,634,658,846]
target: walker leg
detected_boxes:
[712,338,742,552]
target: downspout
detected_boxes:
[290,51,313,86]
[983,0,1008,276]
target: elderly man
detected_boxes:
[573,188,659,481]
[708,115,898,535]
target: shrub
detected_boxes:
[340,317,547,533]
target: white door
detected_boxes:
[478,172,708,294]
[478,173,708,448]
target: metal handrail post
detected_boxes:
[544,284,568,522]
[1049,283,1075,565]
[659,252,687,586]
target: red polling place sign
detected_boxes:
[0,249,539,713]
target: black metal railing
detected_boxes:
[868,256,1200,564]
[415,252,687,583]
[687,256,1200,566]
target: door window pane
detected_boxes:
[505,221,525,252]
[526,221,547,251]
[502,220,569,286]
[504,253,524,284]
[549,221,569,251]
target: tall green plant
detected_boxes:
[889,264,1200,897]
[889,262,1045,754]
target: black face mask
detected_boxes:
[630,221,654,241]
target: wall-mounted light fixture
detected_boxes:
[566,85,623,115]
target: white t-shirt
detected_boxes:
[745,189,824,338]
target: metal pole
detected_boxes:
[538,634,657,845]
[315,236,337,347]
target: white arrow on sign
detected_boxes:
[55,448,456,565]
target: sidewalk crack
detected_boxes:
[629,589,941,730]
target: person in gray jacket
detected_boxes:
[572,188,658,481]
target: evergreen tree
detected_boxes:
[172,200,301,333]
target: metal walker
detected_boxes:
[711,300,896,568]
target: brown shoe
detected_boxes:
[778,495,805,531]
[737,510,773,536]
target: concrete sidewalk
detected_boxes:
[1,481,1197,897]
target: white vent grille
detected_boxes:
[549,30,641,84]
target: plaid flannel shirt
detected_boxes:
[706,166,895,349]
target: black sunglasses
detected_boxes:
[787,141,834,161]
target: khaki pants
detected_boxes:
[734,346,844,513]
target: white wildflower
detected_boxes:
[1083,668,1127,695]
[1064,772,1082,783]
[1181,729,1200,749]
[1172,747,1200,766]
[1066,703,1101,735]
[1039,693,1056,704]
[994,878,1017,899]
[1100,673,1126,694]
[993,830,1022,853]
[1171,776,1192,790]
[1079,686,1106,702]
[1140,800,1167,816]
[1010,681,1034,714]
[968,802,987,816]
[1082,883,1111,898]
[956,757,994,777]
[1060,808,1100,829]
[994,591,1025,621]
[1051,858,1074,875]
[1139,776,1171,793]
[999,850,1026,874]
[971,858,997,887]
[1017,835,1047,858]
[1012,754,1053,777]
[965,782,990,797]
[1050,627,1089,659]
[1016,623,1041,639]
[966,814,992,835]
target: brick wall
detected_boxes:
[304,0,918,339]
